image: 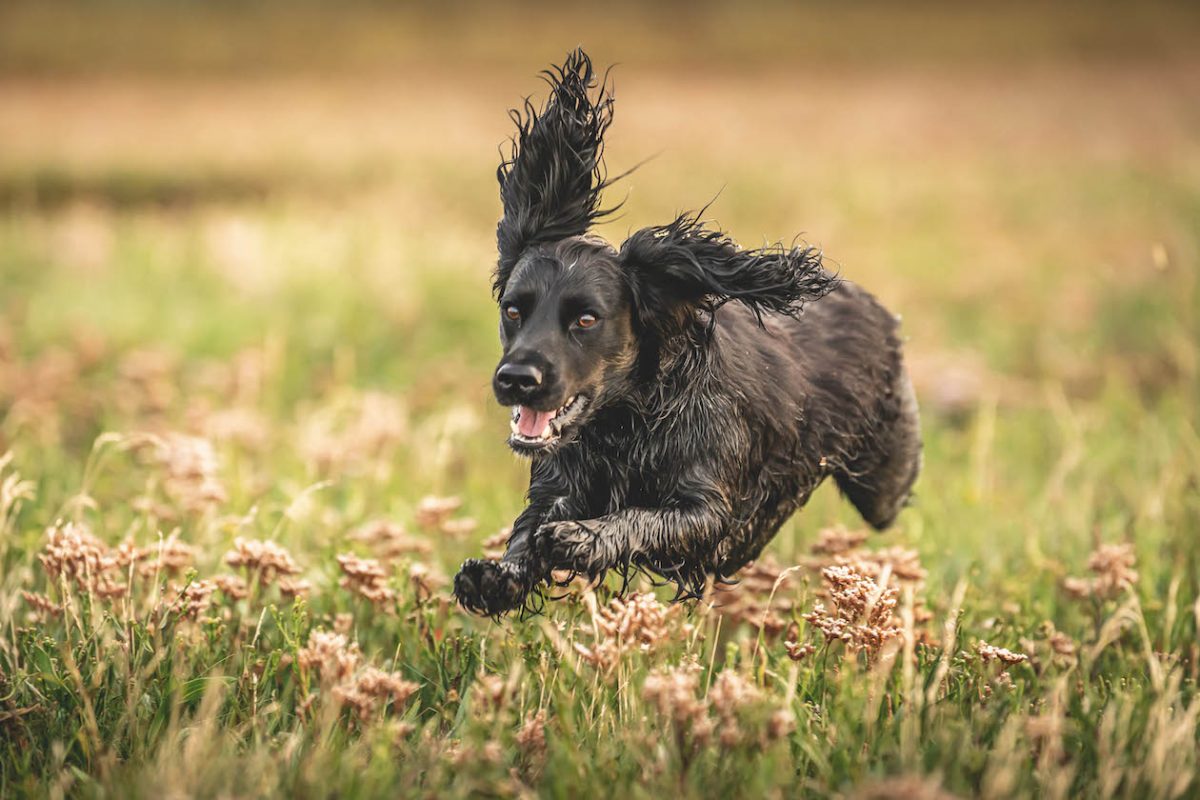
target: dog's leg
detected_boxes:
[453,494,574,615]
[537,504,727,588]
[454,503,549,616]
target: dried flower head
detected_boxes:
[137,433,227,513]
[516,709,548,765]
[810,525,869,556]
[212,573,249,600]
[139,533,196,578]
[170,579,217,620]
[296,627,419,724]
[38,520,124,597]
[279,577,312,599]
[414,496,462,530]
[803,564,901,656]
[335,667,420,722]
[805,532,933,636]
[1048,630,1077,658]
[224,538,301,584]
[298,630,362,684]
[482,528,512,561]
[785,639,816,662]
[351,519,432,559]
[407,562,447,601]
[1061,577,1092,600]
[1064,542,1138,601]
[643,666,788,752]
[438,517,477,538]
[977,641,1029,666]
[767,708,795,741]
[811,545,928,589]
[113,537,151,568]
[642,665,708,741]
[336,553,396,608]
[853,546,928,584]
[575,592,680,674]
[708,670,762,747]
[1089,543,1138,591]
[713,557,795,637]
[21,591,61,619]
[39,520,111,579]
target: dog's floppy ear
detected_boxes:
[494,49,615,297]
[619,212,837,338]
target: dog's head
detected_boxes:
[492,50,836,455]
[495,235,636,453]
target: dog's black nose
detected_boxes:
[495,363,543,392]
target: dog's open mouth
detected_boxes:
[509,395,588,448]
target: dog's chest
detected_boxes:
[556,423,675,515]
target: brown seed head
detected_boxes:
[977,641,1029,666]
[482,527,512,561]
[803,564,902,656]
[298,629,362,684]
[1063,542,1138,601]
[575,592,679,674]
[212,573,249,600]
[170,579,217,620]
[414,495,462,530]
[351,519,432,559]
[810,525,870,556]
[21,590,61,619]
[336,553,396,608]
[516,709,548,763]
[38,520,123,595]
[224,538,301,583]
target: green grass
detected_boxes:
[2,3,1200,798]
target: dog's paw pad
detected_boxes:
[453,559,527,616]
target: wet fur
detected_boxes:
[454,50,921,617]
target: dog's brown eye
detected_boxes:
[504,305,521,322]
[576,313,598,329]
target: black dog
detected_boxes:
[453,50,921,616]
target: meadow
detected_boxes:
[1,3,1199,797]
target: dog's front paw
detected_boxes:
[536,520,606,577]
[453,559,530,617]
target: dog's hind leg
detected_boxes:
[835,369,922,530]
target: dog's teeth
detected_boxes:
[510,419,519,435]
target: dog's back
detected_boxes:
[712,280,921,537]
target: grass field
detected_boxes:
[2,2,1199,797]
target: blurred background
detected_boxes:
[1,1,1197,582]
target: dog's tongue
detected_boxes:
[517,406,554,438]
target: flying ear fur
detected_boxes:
[494,48,616,297]
[619,212,838,338]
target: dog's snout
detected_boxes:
[495,363,544,393]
